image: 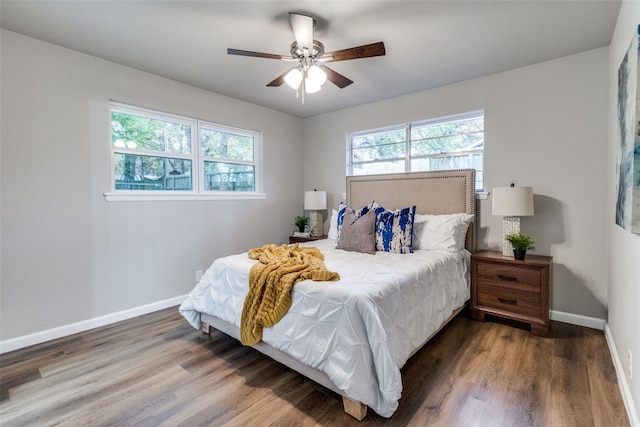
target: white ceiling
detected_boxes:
[0,1,621,118]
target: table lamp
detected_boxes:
[304,190,327,238]
[492,184,534,256]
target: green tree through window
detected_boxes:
[349,112,484,191]
[110,103,259,195]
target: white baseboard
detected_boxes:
[0,295,187,354]
[0,306,605,354]
[605,324,640,427]
[550,310,606,330]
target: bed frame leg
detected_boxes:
[200,321,210,334]
[342,396,367,421]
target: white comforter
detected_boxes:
[179,239,470,417]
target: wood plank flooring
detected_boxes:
[0,307,630,426]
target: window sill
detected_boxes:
[104,192,267,202]
[476,191,489,200]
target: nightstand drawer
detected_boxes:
[477,263,541,289]
[477,284,541,318]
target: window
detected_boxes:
[200,123,256,192]
[108,102,262,200]
[348,112,484,191]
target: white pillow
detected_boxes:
[413,213,473,252]
[327,209,339,241]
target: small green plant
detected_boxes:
[505,232,535,251]
[294,216,309,232]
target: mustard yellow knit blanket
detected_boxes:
[240,243,340,345]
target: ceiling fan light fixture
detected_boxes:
[284,68,303,89]
[307,64,327,87]
[304,78,322,94]
[227,12,385,101]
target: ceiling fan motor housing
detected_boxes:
[290,40,325,60]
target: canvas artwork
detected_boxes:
[634,25,640,234]
[615,27,639,233]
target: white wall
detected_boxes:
[607,2,640,424]
[0,31,304,342]
[304,48,609,320]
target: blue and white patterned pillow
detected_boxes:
[375,205,416,253]
[336,201,383,239]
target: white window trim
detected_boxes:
[105,102,265,201]
[104,193,267,202]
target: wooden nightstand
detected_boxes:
[289,235,327,244]
[470,250,552,336]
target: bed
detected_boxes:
[179,169,476,420]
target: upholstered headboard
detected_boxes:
[346,169,476,252]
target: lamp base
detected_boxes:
[502,216,520,257]
[309,211,324,237]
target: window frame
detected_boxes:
[347,111,484,192]
[105,102,264,201]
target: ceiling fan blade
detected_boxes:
[289,12,314,50]
[324,42,386,62]
[266,68,296,87]
[227,48,287,60]
[318,65,353,89]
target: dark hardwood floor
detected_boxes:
[0,307,630,426]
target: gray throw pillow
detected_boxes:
[336,209,376,254]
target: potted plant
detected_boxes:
[294,216,309,233]
[505,232,535,260]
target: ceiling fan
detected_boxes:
[227,12,386,99]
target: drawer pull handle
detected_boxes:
[497,274,518,282]
[498,297,518,305]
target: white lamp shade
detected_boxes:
[304,78,322,93]
[284,68,303,89]
[307,65,327,86]
[304,190,327,210]
[492,187,534,216]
